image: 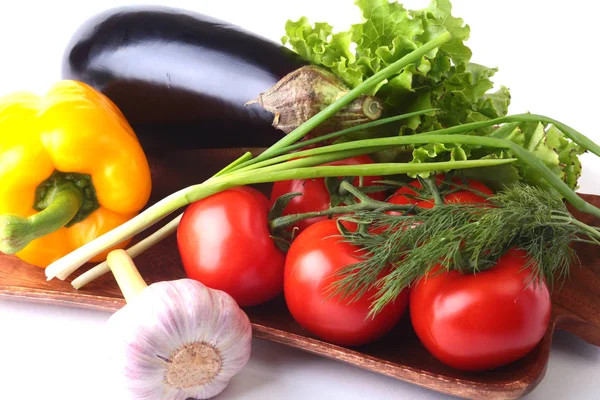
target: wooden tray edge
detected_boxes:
[0,284,549,400]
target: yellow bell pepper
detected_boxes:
[0,80,152,268]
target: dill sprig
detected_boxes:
[328,183,597,316]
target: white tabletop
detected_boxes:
[1,1,599,399]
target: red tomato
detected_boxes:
[388,175,493,210]
[284,219,409,347]
[410,248,551,371]
[270,155,385,232]
[177,186,286,307]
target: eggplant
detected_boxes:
[61,5,307,150]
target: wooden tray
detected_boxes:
[1,148,599,400]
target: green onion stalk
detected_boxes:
[44,31,600,284]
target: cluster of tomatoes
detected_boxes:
[176,156,552,372]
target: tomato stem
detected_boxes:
[423,177,443,206]
[338,180,373,204]
[269,181,415,232]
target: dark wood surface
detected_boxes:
[1,148,598,400]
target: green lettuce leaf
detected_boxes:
[282,0,583,190]
[283,0,506,132]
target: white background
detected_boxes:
[1,1,600,399]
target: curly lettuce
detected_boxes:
[282,0,583,189]
[282,0,505,126]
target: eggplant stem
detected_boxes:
[249,32,453,163]
[363,97,383,120]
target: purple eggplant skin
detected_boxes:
[61,5,306,150]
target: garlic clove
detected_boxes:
[106,279,252,400]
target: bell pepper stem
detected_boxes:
[0,182,82,254]
[106,249,148,304]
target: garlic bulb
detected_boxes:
[104,250,252,400]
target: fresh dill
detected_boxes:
[327,183,596,316]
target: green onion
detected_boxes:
[43,30,600,284]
